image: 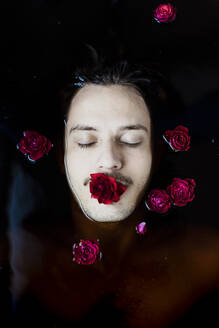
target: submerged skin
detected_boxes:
[9,222,219,327]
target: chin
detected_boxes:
[92,217,125,223]
[84,201,136,223]
[88,210,126,223]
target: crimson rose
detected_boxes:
[89,173,127,204]
[145,189,173,214]
[166,178,196,206]
[163,125,191,152]
[153,3,177,23]
[17,130,53,161]
[72,239,102,265]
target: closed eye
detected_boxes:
[77,142,141,148]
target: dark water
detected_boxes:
[1,0,219,323]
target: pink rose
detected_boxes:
[72,239,102,265]
[163,125,191,152]
[136,221,147,235]
[145,189,173,214]
[17,130,53,161]
[153,3,177,23]
[166,178,196,206]
[89,173,127,204]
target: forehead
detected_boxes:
[67,84,151,128]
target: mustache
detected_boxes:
[85,172,132,187]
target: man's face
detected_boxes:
[64,84,152,223]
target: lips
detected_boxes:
[117,181,128,188]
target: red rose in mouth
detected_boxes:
[89,173,127,204]
[17,130,53,161]
[145,189,173,214]
[72,239,102,265]
[163,125,191,152]
[153,3,177,23]
[166,178,196,206]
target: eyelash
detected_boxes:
[77,142,141,148]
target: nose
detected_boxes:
[97,142,123,170]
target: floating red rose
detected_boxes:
[72,239,102,265]
[145,189,173,214]
[89,173,127,204]
[166,178,196,206]
[163,125,191,152]
[17,130,53,161]
[154,3,177,23]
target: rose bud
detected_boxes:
[136,221,147,235]
[89,173,127,205]
[166,178,196,206]
[145,189,173,214]
[163,125,191,152]
[17,130,53,162]
[153,3,177,23]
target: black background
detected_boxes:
[0,1,219,326]
[1,0,219,137]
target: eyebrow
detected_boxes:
[69,124,148,135]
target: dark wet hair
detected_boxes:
[58,50,185,167]
[61,61,156,153]
[59,49,185,138]
[61,61,163,121]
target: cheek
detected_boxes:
[133,147,151,162]
[130,151,152,177]
[65,150,88,181]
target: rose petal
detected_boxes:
[136,221,147,235]
[174,126,189,133]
